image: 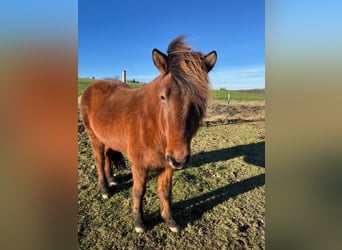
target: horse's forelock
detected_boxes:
[166,36,210,120]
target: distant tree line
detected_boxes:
[128,79,140,83]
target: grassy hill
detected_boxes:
[78,78,265,102]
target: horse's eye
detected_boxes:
[160,95,166,100]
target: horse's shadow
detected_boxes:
[189,141,265,168]
[145,141,265,230]
[173,173,265,228]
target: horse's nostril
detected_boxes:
[166,154,177,165]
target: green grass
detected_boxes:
[127,82,144,89]
[210,89,265,102]
[78,78,265,102]
[78,78,95,96]
[78,122,265,249]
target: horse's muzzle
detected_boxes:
[166,154,190,170]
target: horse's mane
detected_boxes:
[167,35,210,118]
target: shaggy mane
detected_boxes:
[167,35,210,118]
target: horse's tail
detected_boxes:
[106,150,127,171]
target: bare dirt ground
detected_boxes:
[204,100,265,126]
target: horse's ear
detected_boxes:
[152,49,168,74]
[204,50,217,72]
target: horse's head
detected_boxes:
[152,36,217,169]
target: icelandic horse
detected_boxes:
[81,36,217,233]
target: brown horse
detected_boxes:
[80,36,217,233]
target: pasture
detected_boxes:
[78,121,265,249]
[210,89,265,102]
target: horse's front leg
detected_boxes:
[157,166,180,233]
[131,165,149,233]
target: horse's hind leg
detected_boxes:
[105,149,127,186]
[82,114,110,199]
[89,138,110,199]
[104,147,118,187]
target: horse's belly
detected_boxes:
[92,121,128,154]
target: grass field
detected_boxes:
[78,121,265,249]
[210,89,265,102]
[78,78,265,102]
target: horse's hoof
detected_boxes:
[164,218,180,233]
[133,219,146,233]
[134,226,146,233]
[100,185,110,199]
[169,225,180,233]
[108,181,118,187]
[101,194,109,199]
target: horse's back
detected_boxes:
[80,80,134,152]
[82,80,128,103]
[81,80,127,129]
[81,80,128,113]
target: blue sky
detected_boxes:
[79,0,264,90]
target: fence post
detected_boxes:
[226,93,230,120]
